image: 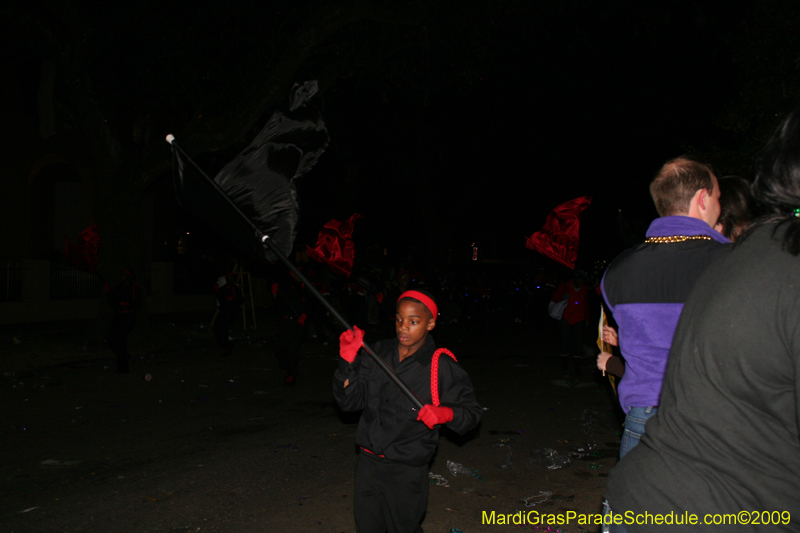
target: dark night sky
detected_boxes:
[293,0,750,265]
[5,0,793,271]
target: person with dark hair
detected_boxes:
[333,289,482,533]
[601,155,730,458]
[105,268,140,373]
[604,110,800,532]
[714,175,755,242]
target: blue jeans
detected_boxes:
[620,406,658,458]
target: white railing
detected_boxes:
[49,260,102,300]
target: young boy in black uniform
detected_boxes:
[333,290,482,532]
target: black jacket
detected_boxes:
[333,335,482,466]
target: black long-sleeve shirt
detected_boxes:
[105,282,140,314]
[333,334,482,466]
[271,280,307,323]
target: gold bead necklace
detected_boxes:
[644,235,713,244]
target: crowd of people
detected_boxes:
[187,110,800,532]
[596,111,800,531]
[327,109,800,532]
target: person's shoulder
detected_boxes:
[433,348,466,372]
[676,239,732,268]
[734,223,799,269]
[739,223,785,252]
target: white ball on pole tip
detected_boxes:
[165,134,175,144]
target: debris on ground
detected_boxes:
[523,490,553,507]
[529,448,571,470]
[40,459,80,468]
[428,472,449,487]
[447,460,474,476]
[447,460,485,480]
[568,442,597,459]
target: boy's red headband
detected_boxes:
[397,290,437,321]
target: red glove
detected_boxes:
[417,404,453,429]
[339,326,365,363]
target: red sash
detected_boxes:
[430,348,457,407]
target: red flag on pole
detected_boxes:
[65,223,101,273]
[525,196,592,269]
[307,213,363,277]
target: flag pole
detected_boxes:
[167,135,424,410]
[261,234,423,409]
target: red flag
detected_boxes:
[306,213,362,277]
[65,224,100,273]
[525,196,592,269]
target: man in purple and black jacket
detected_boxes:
[601,156,731,458]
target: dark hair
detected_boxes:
[716,176,754,242]
[746,108,800,255]
[650,155,716,217]
[397,289,437,320]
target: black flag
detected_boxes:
[173,80,329,263]
[168,85,424,409]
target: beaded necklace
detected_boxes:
[644,235,713,244]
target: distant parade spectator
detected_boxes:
[714,175,755,242]
[213,271,243,357]
[380,270,413,332]
[271,270,308,387]
[305,268,331,346]
[551,271,589,378]
[105,268,139,373]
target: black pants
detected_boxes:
[354,451,428,533]
[108,313,135,372]
[307,301,329,342]
[214,304,239,351]
[559,319,585,375]
[273,319,304,377]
